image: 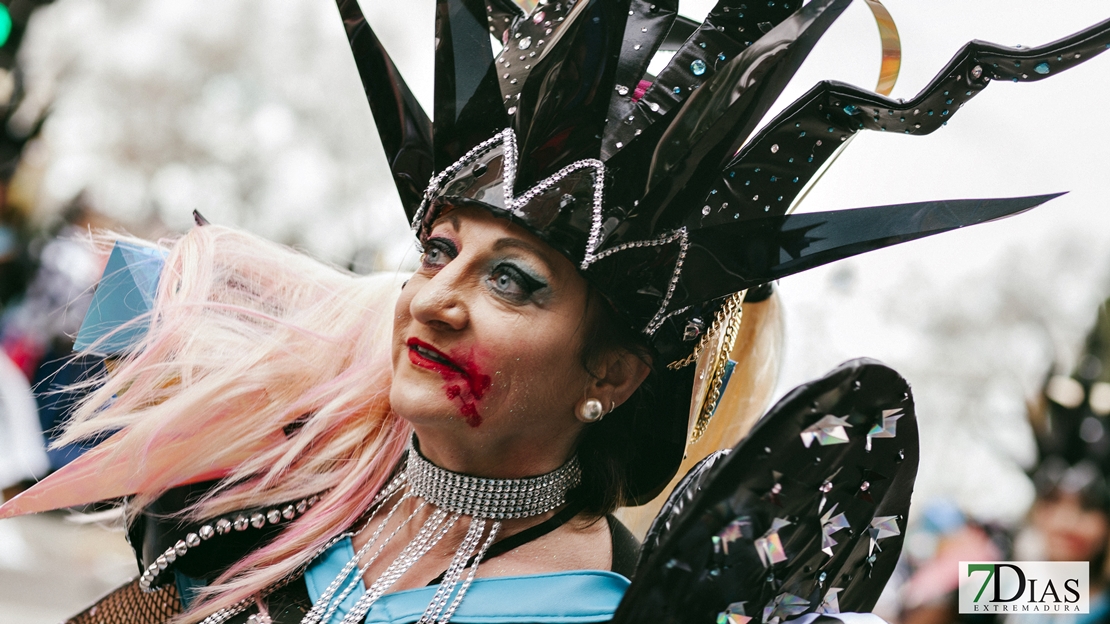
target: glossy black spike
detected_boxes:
[512,0,628,188]
[485,0,524,46]
[601,0,678,160]
[633,0,851,236]
[690,15,1110,230]
[588,193,1062,340]
[336,0,433,220]
[494,0,592,115]
[675,193,1063,312]
[433,0,510,168]
[603,0,800,159]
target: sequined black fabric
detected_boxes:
[66,579,182,624]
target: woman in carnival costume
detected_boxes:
[2,1,1110,623]
[1009,297,1110,624]
[893,297,1110,624]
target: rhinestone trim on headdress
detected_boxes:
[411,129,518,239]
[405,435,581,520]
[584,226,691,336]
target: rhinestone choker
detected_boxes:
[293,436,583,624]
[405,435,582,520]
[214,436,585,624]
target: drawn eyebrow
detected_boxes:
[444,212,460,231]
[491,238,557,274]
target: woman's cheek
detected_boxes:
[434,346,493,428]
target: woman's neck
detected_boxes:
[410,426,577,479]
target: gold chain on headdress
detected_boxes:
[667,290,747,444]
[667,290,746,371]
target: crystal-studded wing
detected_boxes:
[692,16,1110,228]
[611,359,918,623]
[336,0,433,220]
[639,450,732,567]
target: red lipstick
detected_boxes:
[407,337,462,376]
[406,337,492,427]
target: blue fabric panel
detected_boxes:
[73,241,167,355]
[305,536,368,623]
[305,536,629,624]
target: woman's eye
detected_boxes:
[488,264,544,301]
[493,272,517,292]
[421,238,456,269]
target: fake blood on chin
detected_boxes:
[407,337,492,427]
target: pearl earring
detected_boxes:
[578,398,605,423]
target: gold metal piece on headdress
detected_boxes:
[669,290,747,444]
[864,0,902,96]
[667,291,744,371]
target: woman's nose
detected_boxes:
[409,264,469,331]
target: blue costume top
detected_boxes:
[303,537,630,624]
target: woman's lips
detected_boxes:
[406,337,492,427]
[406,337,464,376]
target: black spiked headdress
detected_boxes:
[1036,298,1110,511]
[338,0,1110,500]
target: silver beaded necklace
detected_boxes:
[301,435,582,624]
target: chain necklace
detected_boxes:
[300,435,582,624]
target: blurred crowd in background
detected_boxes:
[0,0,1108,622]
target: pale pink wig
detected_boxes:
[58,225,410,622]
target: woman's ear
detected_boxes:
[588,349,652,412]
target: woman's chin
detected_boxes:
[391,389,479,429]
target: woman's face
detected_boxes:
[1031,492,1110,563]
[391,206,618,476]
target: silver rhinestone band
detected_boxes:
[405,436,581,520]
